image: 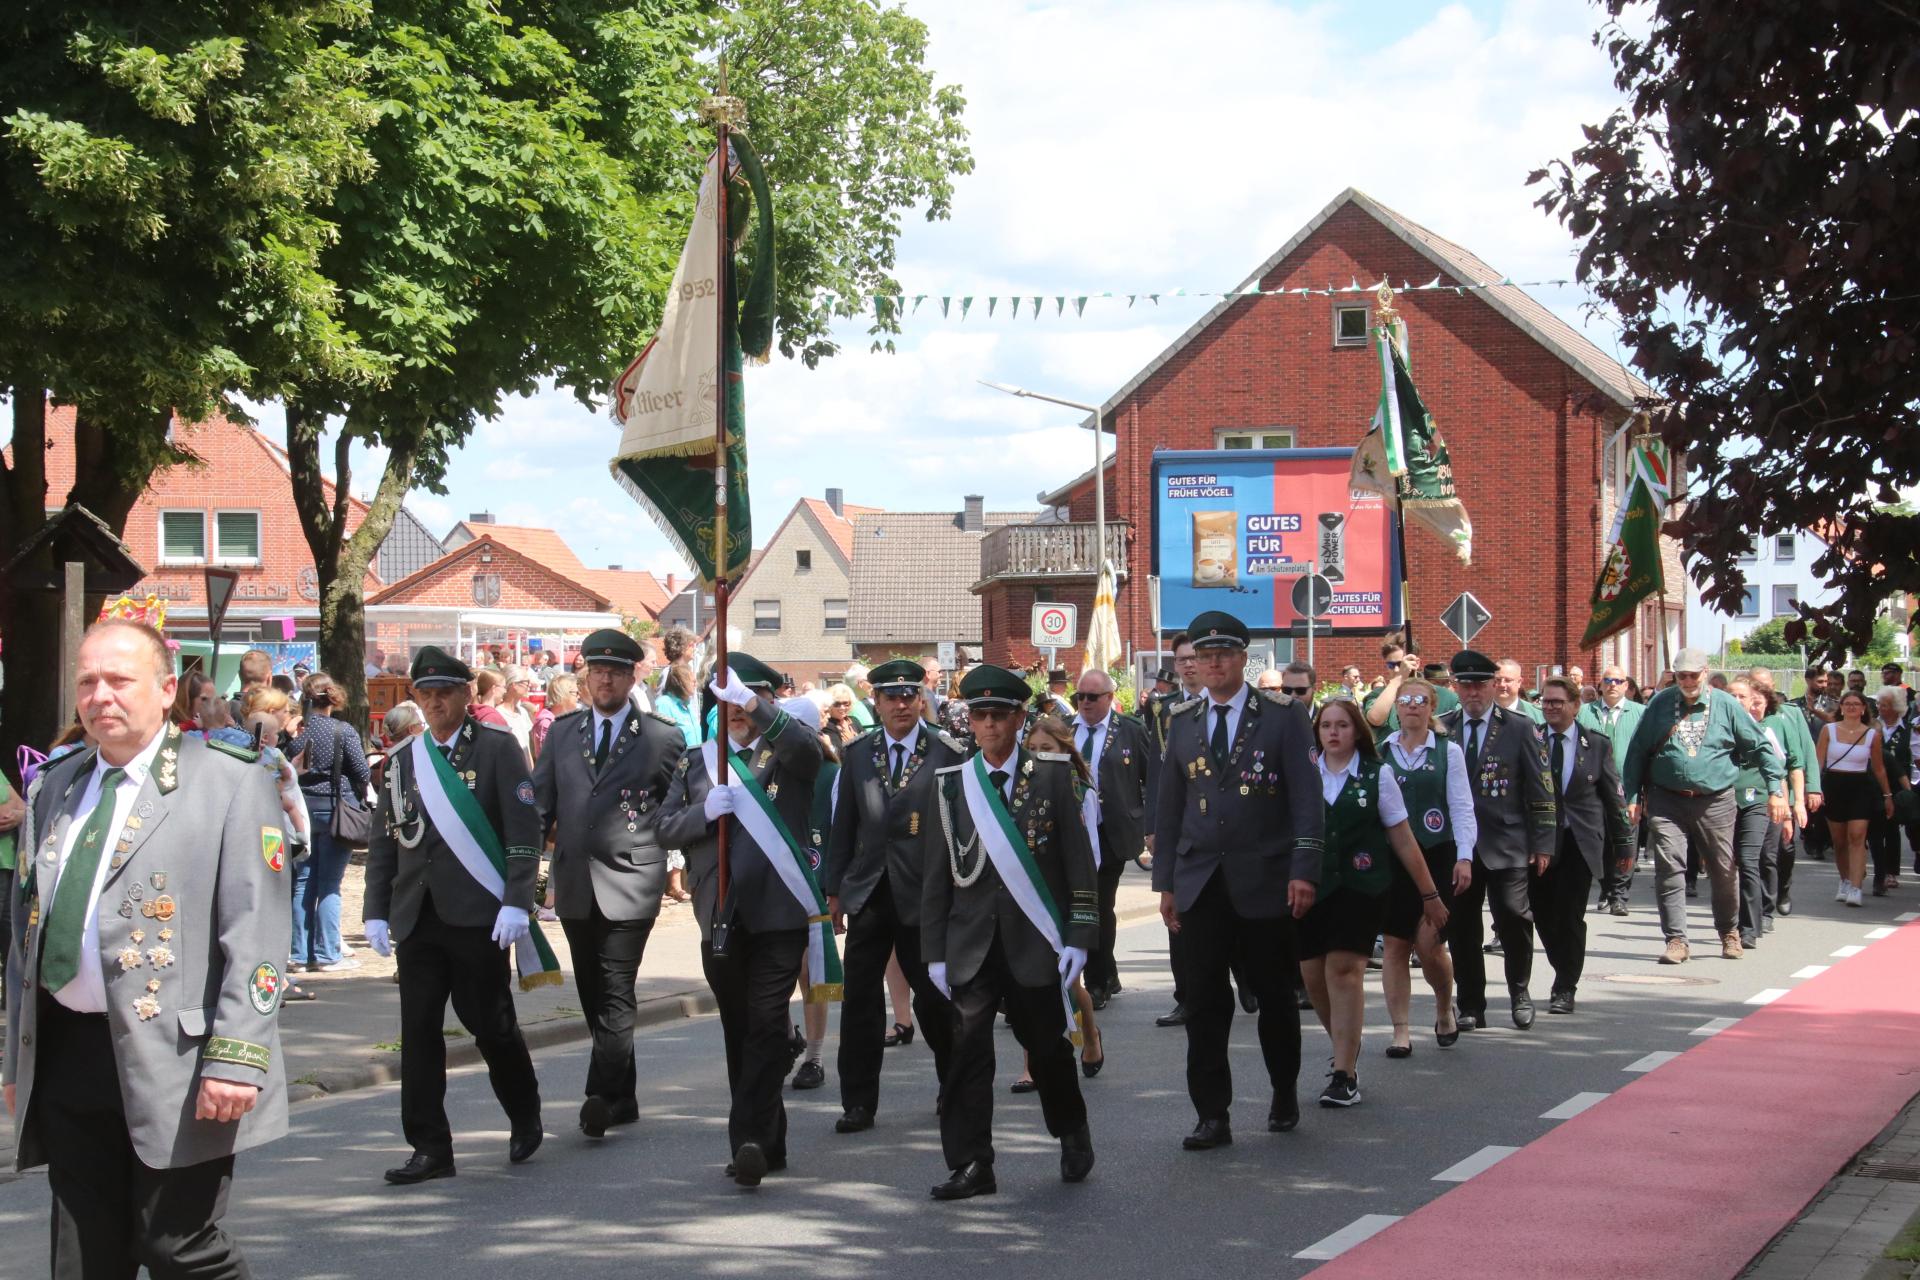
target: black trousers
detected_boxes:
[1735,803,1776,940]
[559,906,655,1108]
[1529,838,1592,996]
[1777,820,1800,903]
[1449,862,1534,1014]
[703,923,805,1160]
[34,998,249,1280]
[397,897,541,1159]
[1870,810,1904,885]
[1085,830,1131,995]
[837,876,952,1115]
[1598,810,1645,906]
[940,933,1086,1169]
[1179,870,1301,1122]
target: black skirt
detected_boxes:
[1298,886,1388,960]
[1383,840,1458,941]
[1824,771,1882,824]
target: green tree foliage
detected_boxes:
[1534,1,1920,663]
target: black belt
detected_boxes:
[1654,783,1719,799]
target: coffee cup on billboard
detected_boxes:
[1195,559,1226,584]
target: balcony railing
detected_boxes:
[975,522,1128,587]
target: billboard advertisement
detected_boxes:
[1151,448,1402,636]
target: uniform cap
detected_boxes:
[410,645,473,688]
[868,658,925,694]
[1449,650,1498,681]
[1188,610,1250,650]
[580,628,643,668]
[726,652,784,690]
[959,664,1032,709]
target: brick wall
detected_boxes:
[373,539,603,612]
[980,579,1100,671]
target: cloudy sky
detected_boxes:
[272,0,1639,580]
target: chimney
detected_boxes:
[606,564,622,572]
[468,511,496,525]
[962,494,984,533]
[665,573,681,594]
[825,487,844,516]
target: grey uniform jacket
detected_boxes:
[1151,688,1324,917]
[1438,705,1557,871]
[921,753,1099,988]
[1084,712,1157,865]
[364,716,542,939]
[532,701,686,922]
[656,696,823,942]
[5,725,292,1171]
[1540,724,1634,879]
[821,722,965,925]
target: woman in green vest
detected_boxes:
[1299,698,1448,1109]
[1379,678,1477,1056]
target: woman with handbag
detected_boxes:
[289,672,373,971]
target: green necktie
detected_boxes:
[1551,731,1566,799]
[41,767,125,992]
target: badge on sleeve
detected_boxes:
[262,827,286,873]
[249,962,282,1014]
[516,781,537,806]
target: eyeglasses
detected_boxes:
[831,700,852,707]
[1539,698,1572,709]
[1282,685,1312,696]
[1396,693,1430,707]
[1072,691,1112,704]
[1601,677,1626,686]
[1173,654,1198,664]
[970,707,1017,722]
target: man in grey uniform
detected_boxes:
[532,627,686,1138]
[7,619,290,1278]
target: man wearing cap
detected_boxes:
[1622,649,1786,964]
[1045,668,1074,719]
[658,653,825,1187]
[1439,650,1557,1030]
[1153,610,1323,1149]
[1072,667,1157,1010]
[530,628,686,1139]
[1577,664,1647,915]
[922,664,1099,1200]
[364,646,548,1184]
[823,658,965,1134]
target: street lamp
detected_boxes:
[979,380,1109,580]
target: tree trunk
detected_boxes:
[0,393,61,773]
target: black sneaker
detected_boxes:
[790,1060,826,1091]
[1318,1071,1361,1108]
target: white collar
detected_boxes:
[883,721,922,754]
[96,723,170,787]
[1207,683,1250,713]
[592,701,633,730]
[434,726,461,751]
[1077,711,1112,735]
[1389,728,1434,756]
[1317,752,1362,782]
[980,745,1021,781]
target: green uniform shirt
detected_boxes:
[1500,698,1546,726]
[1364,684,1460,742]
[1735,713,1802,806]
[1622,685,1784,804]
[1783,702,1821,795]
[1576,698,1645,772]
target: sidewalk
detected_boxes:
[1742,1098,1920,1280]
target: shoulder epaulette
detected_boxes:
[552,707,588,725]
[935,730,966,753]
[1031,750,1070,763]
[206,738,261,764]
[1172,696,1203,715]
[1255,688,1294,707]
[477,719,514,734]
[935,762,969,776]
[645,709,679,728]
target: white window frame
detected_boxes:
[1738,587,1761,618]
[1734,538,1759,563]
[158,509,206,566]
[823,598,848,633]
[1332,304,1370,347]
[753,599,780,633]
[213,509,262,567]
[1771,585,1799,617]
[1215,428,1296,451]
[1773,533,1796,563]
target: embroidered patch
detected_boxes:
[1424,808,1445,833]
[205,1037,271,1071]
[261,827,285,873]
[249,962,282,1014]
[1352,852,1373,872]
[805,846,822,871]
[516,780,536,806]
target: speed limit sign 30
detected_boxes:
[1030,602,1078,650]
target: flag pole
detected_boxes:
[1631,412,1673,675]
[1374,281,1415,655]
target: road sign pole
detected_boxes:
[1308,555,1317,673]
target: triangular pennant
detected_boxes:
[987,296,998,317]
[912,294,926,314]
[875,295,894,323]
[1032,296,1042,320]
[941,297,952,318]
[1073,296,1087,316]
[1149,293,1160,305]
[1055,296,1065,315]
[1009,297,1021,319]
[1127,295,1136,308]
[960,296,973,320]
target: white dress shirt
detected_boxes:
[47,725,170,1012]
[1074,712,1112,775]
[1317,752,1409,826]
[1204,682,1251,748]
[1385,731,1478,862]
[590,703,634,757]
[980,747,1020,800]
[882,721,923,780]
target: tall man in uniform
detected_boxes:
[1577,664,1646,914]
[922,665,1098,1200]
[822,658,963,1134]
[364,646,547,1185]
[1440,650,1557,1031]
[657,654,825,1187]
[1533,677,1633,1014]
[1153,611,1322,1149]
[7,619,291,1277]
[1622,649,1786,964]
[1072,667,1156,1010]
[1144,632,1200,1028]
[531,628,686,1138]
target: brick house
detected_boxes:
[364,533,620,664]
[731,488,879,686]
[850,497,1028,666]
[979,188,1680,684]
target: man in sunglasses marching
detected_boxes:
[1577,665,1647,915]
[1072,669,1156,1011]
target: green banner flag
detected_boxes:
[608,135,775,587]
[1348,327,1473,564]
[1583,473,1664,648]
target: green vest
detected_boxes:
[1321,757,1393,896]
[1386,737,1452,850]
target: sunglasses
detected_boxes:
[970,707,1018,722]
[1072,691,1112,703]
[831,700,852,707]
[1396,693,1430,707]
[1281,685,1312,696]
[1601,677,1626,685]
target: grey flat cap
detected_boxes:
[1672,647,1711,674]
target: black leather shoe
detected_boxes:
[1238,987,1260,1014]
[1156,1003,1189,1028]
[580,1096,612,1138]
[723,1151,788,1179]
[1609,898,1630,917]
[1090,985,1111,1011]
[931,1160,997,1200]
[509,1123,543,1164]
[1182,1117,1233,1150]
[1010,1076,1037,1094]
[1510,991,1535,1030]
[1267,1093,1300,1132]
[1483,938,1504,954]
[1548,991,1575,1015]
[834,1106,874,1133]
[384,1151,455,1185]
[1777,894,1793,916]
[1435,1018,1460,1048]
[1060,1125,1095,1182]
[882,1022,914,1047]
[732,1141,769,1187]
[608,1100,640,1127]
[1455,1009,1483,1032]
[791,1060,826,1090]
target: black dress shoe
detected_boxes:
[1060,1125,1096,1182]
[1385,1042,1413,1059]
[1548,991,1575,1015]
[608,1099,640,1127]
[1610,898,1630,917]
[1090,986,1111,1012]
[882,1022,914,1047]
[509,1123,543,1164]
[1108,979,1124,996]
[1483,938,1504,954]
[384,1151,455,1185]
[1455,1009,1482,1032]
[834,1106,875,1133]
[931,1160,997,1200]
[1267,1093,1300,1132]
[1156,1003,1189,1028]
[1238,987,1260,1014]
[1435,1018,1460,1048]
[1182,1117,1233,1150]
[1778,894,1793,916]
[580,1096,613,1138]
[791,1060,826,1090]
[1010,1076,1038,1094]
[733,1141,769,1187]
[1510,991,1535,1030]
[723,1152,788,1179]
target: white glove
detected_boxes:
[704,784,736,820]
[364,919,391,957]
[928,961,950,999]
[709,674,755,708]
[491,905,531,950]
[1057,946,1088,988]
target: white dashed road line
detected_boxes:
[1541,1091,1609,1120]
[1624,1051,1680,1073]
[1432,1145,1519,1182]
[1690,1016,1738,1037]
[1791,965,1829,979]
[1896,912,1919,923]
[1294,1214,1403,1261]
[1832,945,1867,958]
[1867,927,1898,940]
[1746,988,1789,1005]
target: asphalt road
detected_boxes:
[0,854,1907,1279]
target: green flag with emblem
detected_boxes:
[1583,467,1664,648]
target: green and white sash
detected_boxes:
[960,753,1081,1044]
[704,741,844,1003]
[409,736,562,990]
